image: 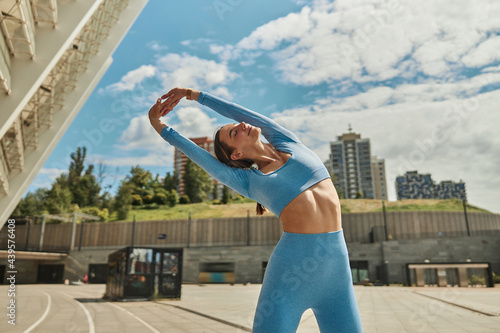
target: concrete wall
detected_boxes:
[3,234,497,286]
[346,242,384,281]
[381,235,500,284]
[184,245,275,283]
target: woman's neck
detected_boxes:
[250,143,285,171]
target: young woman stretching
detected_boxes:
[149,87,363,332]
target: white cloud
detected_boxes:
[146,40,168,52]
[39,168,67,179]
[211,0,500,85]
[103,53,239,107]
[30,168,67,188]
[116,115,165,151]
[90,152,175,168]
[174,106,219,138]
[156,53,239,98]
[107,65,156,92]
[461,36,500,68]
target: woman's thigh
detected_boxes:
[252,252,309,332]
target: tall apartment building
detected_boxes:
[371,156,388,200]
[396,171,467,200]
[433,180,466,200]
[396,171,434,199]
[0,0,148,227]
[174,137,220,198]
[327,127,387,199]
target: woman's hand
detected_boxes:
[149,87,200,125]
[148,98,167,135]
[148,97,167,123]
[160,87,188,115]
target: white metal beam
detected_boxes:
[0,0,105,140]
[0,0,149,229]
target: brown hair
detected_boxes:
[214,128,268,215]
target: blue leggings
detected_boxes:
[252,229,363,332]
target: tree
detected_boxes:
[212,182,218,201]
[126,166,153,197]
[12,188,49,216]
[182,159,212,203]
[99,192,115,214]
[45,174,72,214]
[164,170,179,192]
[114,180,133,220]
[68,147,101,207]
[221,185,231,204]
[355,190,364,199]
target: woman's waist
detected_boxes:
[278,181,342,233]
[273,228,348,260]
[281,214,341,234]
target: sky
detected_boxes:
[28,0,500,213]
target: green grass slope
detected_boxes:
[109,199,491,222]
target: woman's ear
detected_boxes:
[231,150,242,161]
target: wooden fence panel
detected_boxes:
[2,211,500,250]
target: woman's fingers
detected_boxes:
[161,92,172,100]
[157,88,187,116]
[160,105,171,116]
[161,88,179,100]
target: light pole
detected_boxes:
[463,199,471,237]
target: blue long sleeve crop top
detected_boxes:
[160,92,331,218]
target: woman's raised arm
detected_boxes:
[147,90,251,199]
[149,87,201,134]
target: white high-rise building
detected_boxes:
[371,156,388,200]
[326,126,387,200]
[0,0,148,227]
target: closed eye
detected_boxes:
[229,125,238,139]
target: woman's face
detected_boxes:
[219,122,261,160]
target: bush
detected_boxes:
[469,275,486,286]
[153,193,168,205]
[179,195,190,204]
[131,195,143,206]
[116,205,130,220]
[155,188,169,196]
[142,195,154,205]
[492,272,500,284]
[167,190,178,207]
[69,204,81,213]
[81,207,109,222]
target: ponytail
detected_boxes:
[256,203,268,215]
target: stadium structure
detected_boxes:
[0,0,149,228]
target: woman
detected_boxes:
[149,87,362,332]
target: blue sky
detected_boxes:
[29,0,500,213]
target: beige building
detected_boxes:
[174,136,221,198]
[0,0,149,228]
[371,156,388,200]
[173,136,240,200]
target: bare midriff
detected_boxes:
[278,179,342,234]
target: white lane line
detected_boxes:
[24,292,51,333]
[107,302,161,333]
[60,292,95,333]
